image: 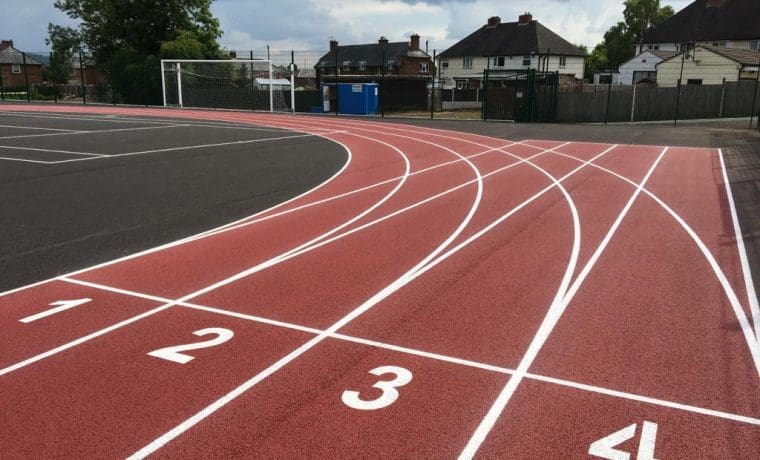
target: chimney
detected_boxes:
[378,36,389,45]
[329,39,338,51]
[410,34,420,51]
[518,12,533,25]
[0,40,14,51]
[486,16,501,28]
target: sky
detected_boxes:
[2,0,692,61]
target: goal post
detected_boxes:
[160,59,292,112]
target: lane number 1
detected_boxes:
[147,328,234,364]
[342,366,413,411]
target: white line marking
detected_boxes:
[719,148,760,341]
[459,147,668,459]
[0,123,80,132]
[0,145,105,157]
[551,149,760,377]
[18,298,93,323]
[0,155,55,164]
[0,123,190,140]
[61,276,760,427]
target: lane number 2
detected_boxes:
[147,328,234,364]
[341,366,413,411]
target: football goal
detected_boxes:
[160,59,294,112]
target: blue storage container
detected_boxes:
[337,83,379,115]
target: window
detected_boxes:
[598,74,612,84]
[522,55,531,67]
[358,61,367,71]
[342,61,351,71]
[751,40,760,51]
[492,56,505,67]
[559,56,567,67]
[654,45,660,50]
[442,59,449,69]
[419,63,429,73]
[463,57,473,69]
[687,79,703,85]
[641,59,647,63]
[679,42,694,52]
[11,64,21,74]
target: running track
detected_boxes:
[1,104,759,458]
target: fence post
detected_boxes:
[79,50,87,105]
[604,73,612,125]
[719,78,726,118]
[22,52,30,102]
[1,61,5,101]
[250,51,255,111]
[750,55,760,131]
[674,46,688,127]
[290,50,296,114]
[630,82,637,122]
[430,49,436,119]
[334,47,339,116]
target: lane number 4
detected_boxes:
[589,420,659,460]
[147,328,234,364]
[342,366,413,411]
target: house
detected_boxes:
[617,50,677,85]
[0,40,44,88]
[295,68,316,89]
[637,0,760,55]
[315,34,435,110]
[315,34,434,83]
[437,14,586,90]
[656,45,760,87]
[72,54,107,85]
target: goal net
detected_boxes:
[161,59,292,112]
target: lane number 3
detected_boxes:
[341,366,413,411]
[147,328,234,364]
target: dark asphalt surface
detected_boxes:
[2,108,758,302]
[0,112,347,291]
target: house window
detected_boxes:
[358,61,367,71]
[687,79,703,85]
[11,64,21,74]
[654,45,660,50]
[559,56,567,67]
[711,41,726,47]
[342,61,351,71]
[751,40,760,50]
[522,55,531,67]
[442,59,449,69]
[463,57,473,69]
[492,56,505,67]
[679,42,694,52]
[419,63,429,73]
[641,59,647,63]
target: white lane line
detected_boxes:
[47,131,348,164]
[459,147,668,459]
[0,111,291,132]
[58,276,760,428]
[719,148,760,342]
[0,128,353,300]
[0,124,190,140]
[0,123,79,132]
[552,149,760,377]
[0,156,55,164]
[0,145,105,157]
[18,298,93,323]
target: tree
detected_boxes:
[50,0,225,104]
[587,0,674,75]
[46,25,81,84]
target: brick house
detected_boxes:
[0,40,44,88]
[315,34,435,110]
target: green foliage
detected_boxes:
[46,24,81,84]
[588,0,674,75]
[51,0,224,104]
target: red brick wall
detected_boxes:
[0,64,43,88]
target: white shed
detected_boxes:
[618,50,677,85]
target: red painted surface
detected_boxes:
[0,104,757,458]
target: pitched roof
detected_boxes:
[0,47,44,65]
[639,0,760,43]
[439,20,586,58]
[316,42,429,68]
[657,45,760,66]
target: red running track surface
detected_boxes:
[0,104,758,459]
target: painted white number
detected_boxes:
[589,421,659,460]
[147,328,234,364]
[341,366,413,411]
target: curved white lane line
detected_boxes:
[549,149,760,377]
[719,149,760,343]
[460,147,668,459]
